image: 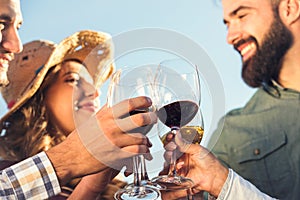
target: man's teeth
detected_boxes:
[0,58,9,64]
[240,43,255,56]
[0,59,9,69]
[0,58,8,61]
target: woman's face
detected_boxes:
[44,60,99,135]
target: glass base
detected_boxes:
[125,181,166,190]
[151,175,194,191]
[114,186,161,200]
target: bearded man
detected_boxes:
[208,0,300,199]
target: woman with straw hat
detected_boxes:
[0,30,154,199]
[0,30,114,161]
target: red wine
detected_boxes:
[128,108,154,135]
[157,100,198,128]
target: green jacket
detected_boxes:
[208,86,300,200]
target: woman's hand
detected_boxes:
[68,167,120,199]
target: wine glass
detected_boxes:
[179,109,204,146]
[107,65,161,200]
[175,108,204,178]
[151,58,201,191]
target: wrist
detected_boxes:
[47,131,89,186]
[210,162,229,197]
[46,139,75,186]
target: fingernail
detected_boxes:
[144,152,153,160]
[146,97,152,104]
[148,138,152,147]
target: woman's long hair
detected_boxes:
[0,67,66,161]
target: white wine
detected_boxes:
[180,126,204,144]
[160,125,204,145]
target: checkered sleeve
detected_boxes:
[0,152,61,199]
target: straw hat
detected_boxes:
[1,30,115,124]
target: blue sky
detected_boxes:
[0,0,256,175]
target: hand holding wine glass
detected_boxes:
[161,120,229,200]
[161,109,204,176]
[107,65,160,200]
[151,58,203,191]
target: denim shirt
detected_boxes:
[208,86,300,200]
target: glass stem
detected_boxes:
[168,127,180,177]
[131,155,147,196]
[142,156,150,182]
[133,155,149,185]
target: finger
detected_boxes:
[159,162,170,176]
[111,169,121,179]
[142,150,153,161]
[113,133,151,148]
[176,154,189,176]
[121,145,153,160]
[109,145,153,171]
[166,132,175,142]
[121,152,152,175]
[164,141,176,151]
[124,171,132,177]
[176,161,184,171]
[163,150,172,164]
[115,112,157,133]
[175,131,202,154]
[163,148,183,164]
[175,133,212,159]
[124,161,133,176]
[111,96,153,118]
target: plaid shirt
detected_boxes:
[0,152,61,199]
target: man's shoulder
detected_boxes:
[226,88,272,117]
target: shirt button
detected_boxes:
[253,148,260,155]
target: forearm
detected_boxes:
[46,129,104,186]
[68,179,101,200]
[46,116,112,186]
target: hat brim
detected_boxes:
[0,30,115,125]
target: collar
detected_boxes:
[271,80,285,90]
[262,80,300,99]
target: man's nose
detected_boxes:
[1,27,23,54]
[226,22,242,45]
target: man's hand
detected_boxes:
[161,132,229,199]
[46,96,156,186]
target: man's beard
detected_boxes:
[242,15,293,87]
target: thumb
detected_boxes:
[174,131,209,158]
[174,131,199,154]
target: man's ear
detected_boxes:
[279,0,300,25]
